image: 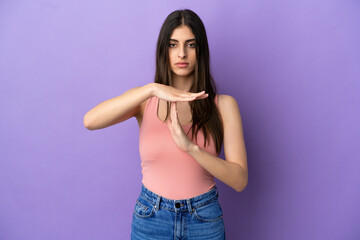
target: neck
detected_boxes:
[172,72,195,92]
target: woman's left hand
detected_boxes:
[166,102,196,152]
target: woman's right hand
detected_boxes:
[152,83,208,102]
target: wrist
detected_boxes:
[147,82,158,97]
[186,143,200,154]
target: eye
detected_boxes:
[169,43,176,48]
[188,43,196,48]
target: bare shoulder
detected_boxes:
[216,94,243,131]
[217,94,240,116]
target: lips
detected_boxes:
[176,62,189,68]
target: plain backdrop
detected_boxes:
[0,0,359,239]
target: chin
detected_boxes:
[172,70,195,77]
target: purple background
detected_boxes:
[1,0,359,239]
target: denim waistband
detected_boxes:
[139,184,219,213]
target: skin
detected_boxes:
[154,25,248,192]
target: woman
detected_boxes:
[84,9,248,240]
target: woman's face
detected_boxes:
[168,25,197,79]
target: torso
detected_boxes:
[137,95,220,200]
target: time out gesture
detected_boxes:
[152,83,208,152]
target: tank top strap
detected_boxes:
[143,96,157,121]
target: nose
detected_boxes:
[178,45,187,59]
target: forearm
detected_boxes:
[83,83,155,130]
[187,145,248,192]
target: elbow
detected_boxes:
[234,171,248,192]
[235,181,247,192]
[234,180,248,192]
[83,113,94,130]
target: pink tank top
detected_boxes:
[139,94,219,200]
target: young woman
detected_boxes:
[84,9,248,240]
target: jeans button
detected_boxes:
[175,202,181,208]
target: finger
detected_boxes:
[175,92,207,101]
[175,98,197,102]
[170,102,179,126]
[171,103,183,132]
[194,93,209,99]
[166,106,175,130]
[186,91,206,97]
[166,118,173,132]
[183,93,209,101]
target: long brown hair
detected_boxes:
[154,9,223,155]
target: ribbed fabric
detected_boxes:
[139,94,219,200]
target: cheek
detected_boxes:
[189,51,196,61]
[169,52,176,63]
[190,56,197,65]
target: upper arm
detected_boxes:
[217,94,248,172]
[108,99,147,128]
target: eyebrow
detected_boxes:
[169,38,196,42]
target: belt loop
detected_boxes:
[186,199,192,213]
[155,196,161,210]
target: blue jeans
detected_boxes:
[131,184,226,240]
